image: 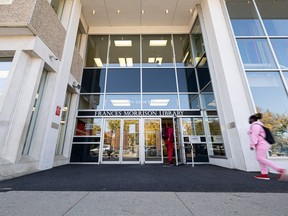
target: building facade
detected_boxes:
[0,0,287,179]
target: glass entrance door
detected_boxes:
[102,119,139,163]
[144,119,163,163]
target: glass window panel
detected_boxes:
[191,18,205,65]
[197,68,211,91]
[0,58,13,97]
[51,0,66,19]
[78,94,104,110]
[208,118,222,135]
[237,39,277,69]
[185,144,209,162]
[142,94,178,109]
[142,35,174,67]
[179,94,200,109]
[109,35,140,67]
[283,72,288,85]
[246,72,288,114]
[256,0,288,36]
[173,34,193,67]
[202,83,213,93]
[271,39,288,69]
[182,117,205,136]
[70,144,99,162]
[225,0,264,36]
[81,69,106,93]
[212,144,226,156]
[105,94,141,109]
[201,94,217,110]
[74,118,102,136]
[106,68,140,93]
[142,68,177,92]
[86,35,108,67]
[177,68,198,92]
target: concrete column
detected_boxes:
[0,51,44,163]
[37,0,82,170]
[199,0,259,171]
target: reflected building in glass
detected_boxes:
[1,0,288,178]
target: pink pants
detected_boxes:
[256,148,281,174]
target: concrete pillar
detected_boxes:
[199,0,259,171]
[37,0,82,170]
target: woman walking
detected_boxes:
[249,113,286,180]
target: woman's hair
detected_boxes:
[249,113,262,121]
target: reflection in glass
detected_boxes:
[103,120,121,161]
[55,91,72,155]
[22,70,48,155]
[225,0,264,36]
[70,144,99,162]
[123,120,139,161]
[142,94,178,109]
[271,39,288,69]
[106,68,140,92]
[201,94,216,110]
[246,72,288,114]
[177,68,198,92]
[142,68,177,92]
[173,34,193,67]
[86,35,109,67]
[208,118,221,135]
[256,0,288,36]
[142,35,174,67]
[179,94,200,109]
[0,58,12,97]
[182,118,204,135]
[78,94,104,110]
[105,94,141,109]
[144,119,162,162]
[109,35,140,67]
[185,144,208,162]
[197,68,211,91]
[237,39,276,69]
[50,0,66,19]
[75,118,102,136]
[212,144,226,156]
[81,69,106,93]
[191,18,205,65]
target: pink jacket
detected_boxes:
[249,120,270,150]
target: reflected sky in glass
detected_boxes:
[0,61,12,95]
[270,39,288,69]
[237,39,276,69]
[247,72,288,114]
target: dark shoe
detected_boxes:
[254,174,270,180]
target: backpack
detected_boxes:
[259,125,276,145]
[162,128,168,140]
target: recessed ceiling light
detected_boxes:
[141,10,145,15]
[117,10,121,14]
[149,40,167,46]
[165,10,169,14]
[189,9,193,14]
[94,58,103,67]
[92,10,96,15]
[114,40,132,47]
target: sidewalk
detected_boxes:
[0,164,287,216]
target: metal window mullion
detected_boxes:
[252,0,288,95]
[171,34,181,110]
[103,35,110,110]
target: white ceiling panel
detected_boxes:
[81,0,201,27]
[105,0,141,26]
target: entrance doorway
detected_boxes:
[100,118,184,165]
[102,119,140,163]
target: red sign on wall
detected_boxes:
[55,106,61,116]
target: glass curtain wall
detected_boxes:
[71,22,226,162]
[225,0,288,157]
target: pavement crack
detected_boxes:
[62,192,90,216]
[175,193,196,216]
